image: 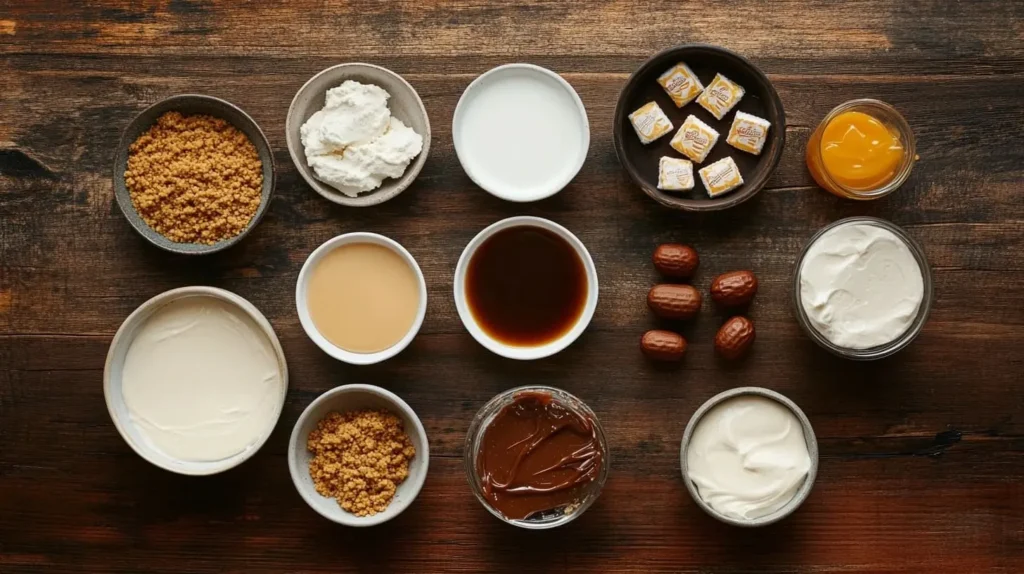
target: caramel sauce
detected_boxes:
[466,226,587,347]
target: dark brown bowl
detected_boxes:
[613,45,785,212]
[113,94,276,254]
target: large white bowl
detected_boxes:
[103,286,289,475]
[296,232,427,365]
[288,384,429,526]
[453,216,599,360]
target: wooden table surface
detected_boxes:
[2,1,1023,572]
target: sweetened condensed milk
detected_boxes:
[307,242,421,353]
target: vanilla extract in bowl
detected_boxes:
[466,225,588,347]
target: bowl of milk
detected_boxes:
[453,64,590,203]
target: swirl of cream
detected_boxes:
[687,396,811,521]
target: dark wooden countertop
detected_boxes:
[1,1,1022,572]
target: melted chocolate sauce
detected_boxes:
[476,391,603,520]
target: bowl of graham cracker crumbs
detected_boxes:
[288,384,429,526]
[113,94,276,254]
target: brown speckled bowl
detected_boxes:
[112,94,277,255]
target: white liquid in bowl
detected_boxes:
[454,65,589,201]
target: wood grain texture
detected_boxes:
[1,0,1023,572]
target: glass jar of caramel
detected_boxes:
[805,99,916,200]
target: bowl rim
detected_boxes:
[103,286,289,475]
[612,44,786,212]
[452,216,599,360]
[285,62,431,207]
[679,386,818,527]
[287,383,430,527]
[463,385,610,529]
[791,216,934,359]
[295,232,428,365]
[452,63,591,203]
[112,93,277,254]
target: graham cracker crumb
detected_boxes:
[307,410,416,517]
[124,111,263,245]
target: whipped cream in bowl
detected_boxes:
[794,217,933,360]
[681,387,818,527]
[286,63,431,207]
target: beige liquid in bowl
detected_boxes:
[306,242,421,353]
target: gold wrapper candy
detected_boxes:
[657,156,695,191]
[670,114,720,164]
[726,111,771,155]
[657,63,705,108]
[696,73,745,120]
[699,156,744,197]
[629,101,674,144]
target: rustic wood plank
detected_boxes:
[1,0,1023,572]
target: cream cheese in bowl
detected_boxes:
[105,287,288,475]
[121,297,283,462]
[794,217,932,359]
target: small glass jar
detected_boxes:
[805,99,916,200]
[792,217,933,360]
[464,385,610,529]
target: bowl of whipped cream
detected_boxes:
[793,216,933,360]
[681,387,818,527]
[286,63,431,206]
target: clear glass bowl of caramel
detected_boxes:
[464,385,609,529]
[805,99,916,200]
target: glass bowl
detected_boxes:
[464,385,610,529]
[792,216,933,360]
[805,99,916,200]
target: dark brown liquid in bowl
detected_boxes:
[466,226,587,347]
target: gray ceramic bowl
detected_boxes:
[288,384,429,526]
[112,94,276,255]
[285,63,431,207]
[680,387,818,527]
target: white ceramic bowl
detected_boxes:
[452,63,590,202]
[453,216,599,360]
[285,63,431,207]
[288,384,429,526]
[103,286,289,475]
[296,232,427,365]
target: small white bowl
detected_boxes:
[453,216,599,360]
[296,232,427,365]
[452,63,590,202]
[104,286,288,476]
[288,384,429,526]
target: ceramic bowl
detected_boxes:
[112,94,277,254]
[453,216,599,360]
[288,384,429,526]
[613,44,786,211]
[680,387,818,527]
[103,286,288,475]
[452,63,590,202]
[295,232,427,365]
[286,63,431,206]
